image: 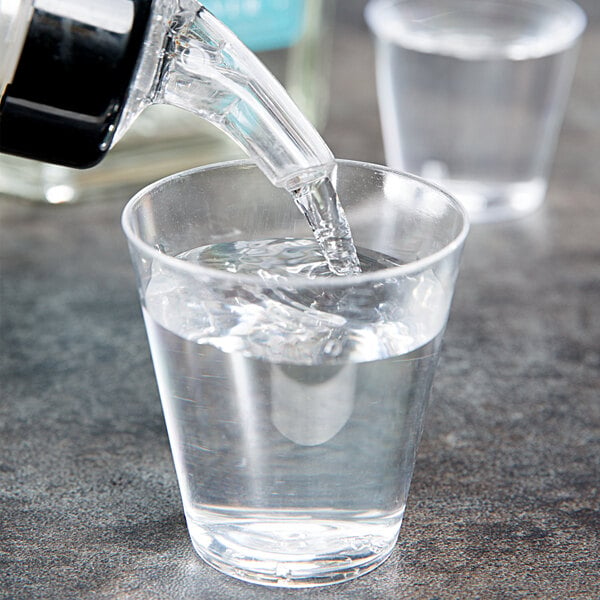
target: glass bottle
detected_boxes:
[0,0,333,203]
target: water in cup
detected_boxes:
[141,237,447,584]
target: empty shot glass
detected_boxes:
[365,0,587,222]
[122,159,469,587]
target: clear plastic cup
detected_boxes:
[122,159,469,587]
[366,0,587,222]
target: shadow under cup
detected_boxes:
[122,160,469,587]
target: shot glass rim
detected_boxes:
[365,0,588,61]
[121,158,470,287]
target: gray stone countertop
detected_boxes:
[1,4,599,599]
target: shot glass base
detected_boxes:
[187,514,401,588]
[438,177,547,223]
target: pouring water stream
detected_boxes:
[119,1,361,275]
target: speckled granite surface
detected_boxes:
[1,3,598,599]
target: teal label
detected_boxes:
[202,0,306,52]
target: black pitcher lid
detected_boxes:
[0,0,152,168]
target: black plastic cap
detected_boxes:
[0,0,152,168]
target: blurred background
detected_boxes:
[1,0,597,205]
